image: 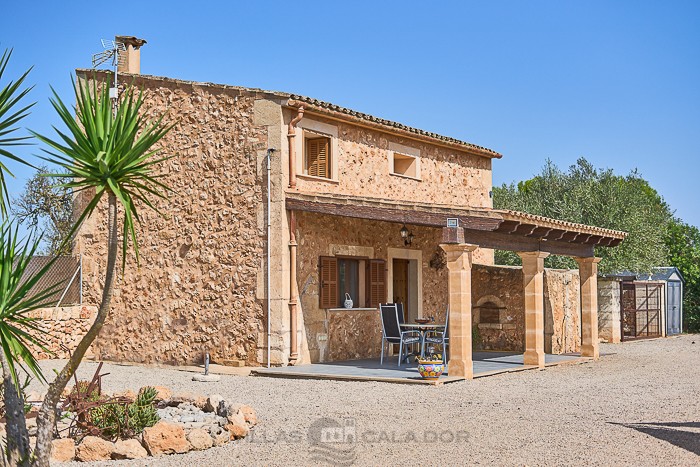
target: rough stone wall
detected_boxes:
[289,110,495,266]
[471,265,524,351]
[543,269,581,354]
[295,212,450,362]
[327,309,382,361]
[471,265,581,354]
[75,73,270,366]
[292,113,493,208]
[28,306,98,359]
[598,278,621,343]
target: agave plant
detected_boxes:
[28,75,173,466]
[0,48,34,218]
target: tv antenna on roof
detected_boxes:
[91,39,125,111]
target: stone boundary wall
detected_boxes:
[598,278,622,343]
[543,268,581,354]
[472,265,581,354]
[28,306,97,359]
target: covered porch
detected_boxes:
[284,192,626,381]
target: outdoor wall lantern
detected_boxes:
[400,224,414,246]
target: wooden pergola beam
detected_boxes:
[527,226,554,238]
[462,229,594,257]
[285,198,502,230]
[544,229,567,241]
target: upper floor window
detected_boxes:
[392,152,418,178]
[296,118,338,182]
[388,142,421,180]
[305,134,331,179]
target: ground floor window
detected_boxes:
[319,256,386,308]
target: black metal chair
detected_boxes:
[424,306,449,363]
[380,303,420,366]
[388,302,405,324]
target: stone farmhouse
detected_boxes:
[74,39,626,379]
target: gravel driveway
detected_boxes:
[34,334,699,466]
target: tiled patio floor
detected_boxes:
[252,351,591,385]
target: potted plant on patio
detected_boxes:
[417,352,445,380]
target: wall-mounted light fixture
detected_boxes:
[400,224,414,246]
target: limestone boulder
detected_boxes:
[209,424,229,446]
[217,401,257,426]
[187,428,214,450]
[51,438,76,462]
[113,389,137,401]
[194,395,209,410]
[225,412,249,439]
[76,436,115,462]
[205,394,223,413]
[142,420,191,456]
[112,439,148,459]
[235,404,257,426]
[165,392,196,407]
[152,385,173,402]
[217,400,238,418]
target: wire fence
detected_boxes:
[21,255,82,307]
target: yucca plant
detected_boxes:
[28,75,173,466]
[0,48,34,217]
[0,223,60,466]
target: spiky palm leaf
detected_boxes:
[0,48,35,218]
[32,76,174,268]
[0,222,60,388]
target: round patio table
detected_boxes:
[399,323,445,359]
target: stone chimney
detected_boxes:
[115,36,147,74]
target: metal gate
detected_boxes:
[621,281,663,340]
[667,281,682,335]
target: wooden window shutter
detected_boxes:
[306,137,330,178]
[319,256,338,309]
[367,260,387,308]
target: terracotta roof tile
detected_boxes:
[494,209,627,239]
[287,94,502,158]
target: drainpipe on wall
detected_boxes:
[288,210,299,364]
[266,148,276,368]
[287,106,304,189]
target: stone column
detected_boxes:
[518,251,549,368]
[439,243,478,379]
[575,257,602,359]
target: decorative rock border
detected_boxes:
[49,390,257,462]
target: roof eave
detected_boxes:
[284,99,503,160]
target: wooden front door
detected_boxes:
[392,259,409,321]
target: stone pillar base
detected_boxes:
[523,350,545,367]
[581,344,599,359]
[448,359,473,379]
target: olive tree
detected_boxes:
[493,158,673,273]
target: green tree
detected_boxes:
[25,76,173,466]
[12,166,73,255]
[665,219,700,332]
[493,158,673,273]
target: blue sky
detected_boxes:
[3,0,699,227]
